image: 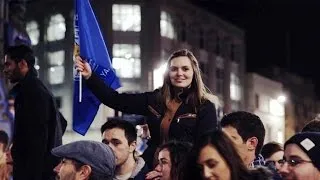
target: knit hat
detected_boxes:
[285,132,320,170]
[52,140,116,179]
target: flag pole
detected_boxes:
[79,71,82,102]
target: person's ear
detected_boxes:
[79,165,92,179]
[17,59,28,69]
[246,137,258,152]
[129,141,137,153]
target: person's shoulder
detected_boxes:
[199,95,218,111]
[131,157,149,180]
[144,88,161,101]
[139,162,149,175]
[150,88,161,95]
[203,94,219,106]
[23,75,42,88]
[23,77,52,97]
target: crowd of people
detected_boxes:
[0,45,319,180]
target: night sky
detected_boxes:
[189,0,320,97]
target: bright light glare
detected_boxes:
[270,99,284,116]
[277,95,286,103]
[153,63,167,89]
[125,53,131,59]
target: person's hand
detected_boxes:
[75,56,92,80]
[146,170,162,180]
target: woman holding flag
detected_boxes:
[75,49,219,167]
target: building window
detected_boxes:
[48,50,65,85]
[160,11,177,39]
[230,73,241,101]
[47,14,66,41]
[26,21,39,45]
[48,66,65,85]
[112,4,141,32]
[112,44,141,78]
[259,95,270,113]
[153,62,167,89]
[48,50,65,66]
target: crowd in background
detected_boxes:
[0,114,319,180]
[0,45,319,180]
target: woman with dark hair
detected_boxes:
[261,142,284,171]
[145,141,192,180]
[193,130,272,180]
[75,49,218,166]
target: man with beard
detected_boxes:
[3,45,65,179]
[52,140,116,180]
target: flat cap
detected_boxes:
[52,140,116,178]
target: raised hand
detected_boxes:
[75,56,92,80]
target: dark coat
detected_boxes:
[129,157,149,180]
[11,72,65,180]
[130,163,149,180]
[86,73,219,167]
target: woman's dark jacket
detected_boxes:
[86,73,219,166]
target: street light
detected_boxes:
[277,95,286,103]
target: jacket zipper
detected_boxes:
[148,105,161,118]
[176,113,196,123]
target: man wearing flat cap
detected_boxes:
[279,132,320,180]
[52,140,116,180]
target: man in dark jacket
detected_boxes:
[3,45,65,180]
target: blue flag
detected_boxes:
[0,78,14,144]
[6,22,32,47]
[73,0,121,135]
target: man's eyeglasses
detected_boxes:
[278,158,313,167]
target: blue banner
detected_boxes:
[0,79,14,144]
[73,0,121,135]
[6,22,31,47]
